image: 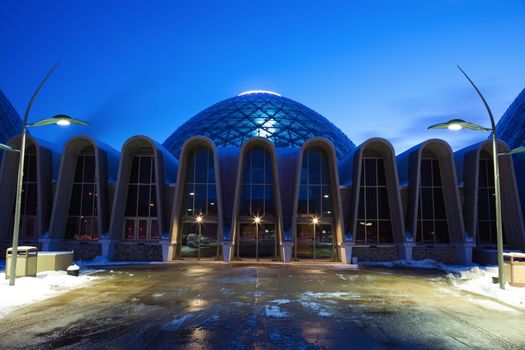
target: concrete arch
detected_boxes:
[0,135,54,248]
[47,135,112,242]
[347,138,405,244]
[108,135,172,241]
[403,139,465,245]
[290,137,346,262]
[169,136,224,260]
[230,137,285,261]
[458,140,525,250]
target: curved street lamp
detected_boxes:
[0,62,88,286]
[428,66,525,290]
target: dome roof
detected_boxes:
[497,88,525,147]
[163,91,355,159]
[0,90,22,145]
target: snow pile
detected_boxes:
[0,270,99,318]
[447,266,525,310]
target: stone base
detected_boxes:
[412,245,457,264]
[57,241,102,260]
[114,242,163,261]
[399,244,413,260]
[221,241,232,262]
[282,241,293,263]
[351,246,399,262]
[454,244,473,265]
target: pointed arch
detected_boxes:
[169,136,223,259]
[347,138,405,245]
[457,140,525,250]
[48,135,117,242]
[109,136,177,242]
[0,135,54,247]
[231,137,284,260]
[401,139,465,245]
[290,137,345,261]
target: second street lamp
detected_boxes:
[0,63,89,286]
[428,66,525,290]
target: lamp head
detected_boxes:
[312,217,319,225]
[254,216,261,224]
[428,119,491,132]
[195,215,204,223]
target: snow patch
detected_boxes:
[0,271,98,318]
[152,293,165,298]
[265,305,288,318]
[271,299,291,305]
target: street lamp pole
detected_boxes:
[1,62,89,286]
[427,66,519,289]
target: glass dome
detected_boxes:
[163,91,355,159]
[0,90,22,145]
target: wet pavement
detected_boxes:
[0,262,524,349]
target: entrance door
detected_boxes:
[181,222,219,259]
[295,223,336,260]
[237,222,276,259]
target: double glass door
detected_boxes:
[236,221,277,260]
[295,222,336,260]
[180,221,219,259]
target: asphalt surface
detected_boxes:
[0,262,524,349]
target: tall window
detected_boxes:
[237,146,277,259]
[181,146,219,258]
[416,158,449,244]
[356,157,392,244]
[66,147,99,240]
[124,150,159,240]
[295,147,335,260]
[19,146,38,239]
[477,157,505,244]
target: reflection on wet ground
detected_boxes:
[0,263,524,349]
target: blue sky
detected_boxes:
[1,1,524,154]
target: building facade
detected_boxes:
[1,90,524,264]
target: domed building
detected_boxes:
[0,90,524,264]
[0,90,23,152]
[496,88,525,220]
[163,91,355,160]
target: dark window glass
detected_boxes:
[139,156,152,183]
[66,151,99,240]
[125,185,137,216]
[83,156,95,182]
[420,159,432,186]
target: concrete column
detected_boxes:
[399,243,414,261]
[161,240,175,262]
[221,241,232,262]
[99,238,117,260]
[339,242,353,264]
[282,241,293,263]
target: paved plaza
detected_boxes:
[0,263,524,349]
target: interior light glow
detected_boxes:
[239,90,281,97]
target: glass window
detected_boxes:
[356,157,392,244]
[295,147,336,259]
[477,158,505,244]
[65,148,99,240]
[180,146,220,258]
[416,158,449,244]
[123,152,160,240]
